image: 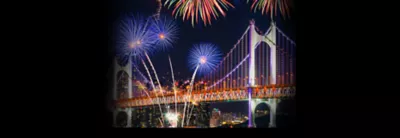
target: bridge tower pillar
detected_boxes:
[112,57,118,101]
[247,19,257,128]
[112,56,133,127]
[248,20,278,128]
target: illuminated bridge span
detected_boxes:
[118,85,295,107]
[113,20,296,128]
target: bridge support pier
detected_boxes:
[112,109,117,127]
[250,97,280,128]
[268,98,278,128]
[247,87,253,128]
[126,108,132,128]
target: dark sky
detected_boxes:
[107,0,296,80]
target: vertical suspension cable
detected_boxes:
[238,38,241,88]
[240,38,242,88]
[283,33,288,85]
[221,60,223,91]
[223,57,225,91]
[276,33,282,84]
[280,34,283,85]
[228,52,231,90]
[261,42,264,86]
[293,43,296,85]
[243,34,249,87]
[226,53,228,90]
[280,35,283,85]
[281,33,285,85]
[230,49,233,89]
[282,37,285,85]
[268,42,270,85]
[231,48,234,90]
[283,34,286,85]
[290,43,293,85]
[265,43,268,86]
[228,52,230,90]
[286,37,289,85]
[235,45,238,90]
[257,42,263,86]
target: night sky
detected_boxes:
[107,0,296,114]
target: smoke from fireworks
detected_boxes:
[150,15,179,51]
[247,0,292,19]
[165,0,235,27]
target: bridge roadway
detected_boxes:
[117,85,295,108]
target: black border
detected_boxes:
[15,0,391,136]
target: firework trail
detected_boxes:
[141,59,156,91]
[165,0,235,27]
[247,0,292,19]
[182,64,200,127]
[183,43,222,126]
[187,101,197,126]
[144,52,169,113]
[136,81,165,125]
[132,62,150,83]
[185,65,200,126]
[168,55,178,116]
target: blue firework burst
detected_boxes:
[149,15,179,51]
[188,43,222,75]
[117,14,156,60]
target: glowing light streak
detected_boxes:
[168,55,178,116]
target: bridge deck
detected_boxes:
[117,85,295,107]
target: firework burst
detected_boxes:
[188,43,222,75]
[149,15,179,51]
[118,14,155,59]
[165,0,235,27]
[247,0,292,19]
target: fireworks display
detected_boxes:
[188,43,222,75]
[247,0,292,19]
[150,15,179,51]
[164,0,235,27]
[113,0,295,128]
[118,14,155,59]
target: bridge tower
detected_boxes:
[248,20,279,128]
[112,56,133,127]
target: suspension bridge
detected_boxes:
[112,20,296,128]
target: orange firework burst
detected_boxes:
[247,0,292,19]
[165,0,235,27]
